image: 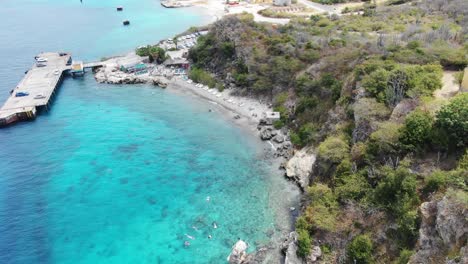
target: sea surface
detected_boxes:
[0,0,299,263]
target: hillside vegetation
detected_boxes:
[188,0,467,262]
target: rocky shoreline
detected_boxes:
[92,57,315,263]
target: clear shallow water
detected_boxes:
[0,1,297,263]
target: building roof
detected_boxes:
[265,111,280,119]
[164,58,189,66]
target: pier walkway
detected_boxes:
[0,52,101,127]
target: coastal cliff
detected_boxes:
[177,0,468,262]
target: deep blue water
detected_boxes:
[0,1,297,263]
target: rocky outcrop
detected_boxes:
[260,127,277,140]
[94,65,150,84]
[307,246,322,263]
[410,195,468,264]
[285,148,316,190]
[282,232,304,264]
[228,240,249,264]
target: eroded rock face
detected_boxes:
[410,195,468,263]
[282,232,304,264]
[285,148,316,190]
[228,240,249,264]
[308,246,322,263]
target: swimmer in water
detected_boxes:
[208,235,212,239]
[184,241,190,247]
[212,222,218,229]
[185,234,195,240]
[206,196,210,202]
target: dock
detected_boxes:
[0,52,102,127]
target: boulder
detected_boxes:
[228,240,248,264]
[308,246,322,262]
[260,127,274,140]
[285,148,316,190]
[273,134,285,143]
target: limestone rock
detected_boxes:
[228,240,249,264]
[410,195,468,263]
[282,232,304,264]
[308,246,322,262]
[273,134,285,143]
[285,148,316,190]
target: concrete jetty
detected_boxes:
[0,52,101,127]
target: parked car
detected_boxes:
[36,57,48,62]
[15,92,29,97]
[34,94,46,99]
[36,63,47,67]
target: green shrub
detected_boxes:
[367,122,402,158]
[336,172,371,203]
[458,150,468,170]
[291,123,318,147]
[189,67,217,88]
[396,249,414,264]
[305,184,339,231]
[296,229,312,258]
[347,235,374,264]
[423,170,448,194]
[373,166,419,214]
[318,136,350,164]
[399,110,434,152]
[435,93,468,149]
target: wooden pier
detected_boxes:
[0,52,102,127]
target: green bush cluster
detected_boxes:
[347,235,374,264]
[361,63,442,105]
[188,67,217,88]
[136,45,167,64]
[399,110,434,152]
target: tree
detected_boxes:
[386,69,408,107]
[296,229,312,258]
[347,235,374,264]
[435,93,468,149]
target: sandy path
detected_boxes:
[433,71,460,99]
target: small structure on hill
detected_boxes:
[273,0,291,6]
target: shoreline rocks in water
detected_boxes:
[228,240,249,264]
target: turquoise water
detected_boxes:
[0,1,297,263]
